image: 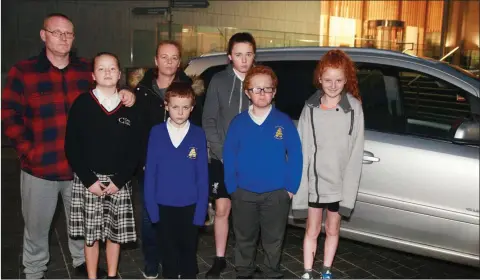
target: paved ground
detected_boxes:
[2,147,480,279]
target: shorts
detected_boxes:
[308,201,340,212]
[209,159,230,200]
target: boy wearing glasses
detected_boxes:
[223,65,303,279]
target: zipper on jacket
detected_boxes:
[348,110,354,135]
[138,84,168,122]
[309,107,320,203]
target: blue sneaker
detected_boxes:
[321,270,332,279]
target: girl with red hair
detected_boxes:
[292,50,365,279]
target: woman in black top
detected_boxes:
[132,40,205,278]
[65,52,141,279]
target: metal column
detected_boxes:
[439,0,450,58]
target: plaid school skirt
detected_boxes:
[69,173,137,246]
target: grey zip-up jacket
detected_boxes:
[292,90,364,218]
[202,64,250,160]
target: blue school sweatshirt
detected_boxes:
[223,108,303,195]
[144,122,209,226]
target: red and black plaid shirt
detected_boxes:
[2,49,92,181]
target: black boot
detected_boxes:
[205,257,227,278]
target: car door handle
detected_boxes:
[363,151,380,164]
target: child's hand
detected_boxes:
[88,181,105,196]
[287,191,293,199]
[104,180,120,195]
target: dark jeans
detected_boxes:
[231,188,291,278]
[140,182,161,273]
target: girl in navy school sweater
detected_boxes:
[143,82,209,279]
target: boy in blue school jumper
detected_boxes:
[143,82,209,279]
[223,65,303,279]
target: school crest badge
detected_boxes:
[188,147,197,159]
[274,126,284,140]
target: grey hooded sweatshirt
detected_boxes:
[202,64,250,160]
[291,90,365,218]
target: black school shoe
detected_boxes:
[205,257,227,278]
[74,263,107,278]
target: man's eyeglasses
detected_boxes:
[247,87,275,95]
[43,29,75,39]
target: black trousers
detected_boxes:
[231,188,291,278]
[158,204,198,279]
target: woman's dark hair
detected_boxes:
[91,52,121,72]
[227,32,257,55]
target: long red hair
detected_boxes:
[313,49,361,101]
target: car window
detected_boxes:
[259,60,317,120]
[356,65,405,133]
[198,64,227,106]
[398,70,472,140]
[199,64,227,93]
[356,63,474,140]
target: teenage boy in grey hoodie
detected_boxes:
[202,32,256,278]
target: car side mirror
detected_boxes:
[452,120,480,145]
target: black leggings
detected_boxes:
[308,201,340,212]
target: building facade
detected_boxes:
[2,0,479,73]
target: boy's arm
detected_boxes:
[284,117,303,194]
[193,131,209,226]
[202,76,223,160]
[222,118,239,194]
[340,109,365,218]
[1,66,32,158]
[143,127,160,223]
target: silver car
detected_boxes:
[185,47,480,267]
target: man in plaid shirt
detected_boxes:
[1,13,135,279]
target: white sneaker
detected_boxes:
[141,271,159,279]
[301,272,313,279]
